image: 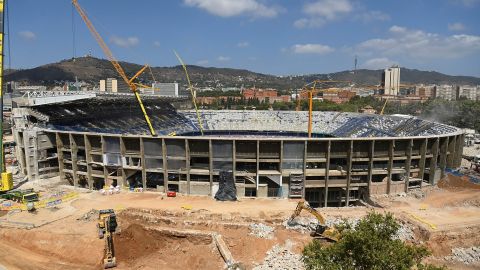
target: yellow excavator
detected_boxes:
[288,200,341,242]
[97,209,117,268]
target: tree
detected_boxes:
[302,212,446,270]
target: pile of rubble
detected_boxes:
[445,246,480,265]
[249,223,274,239]
[76,209,98,221]
[253,241,304,270]
[283,217,414,241]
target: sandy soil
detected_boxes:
[0,174,479,270]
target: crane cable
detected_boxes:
[173,51,204,136]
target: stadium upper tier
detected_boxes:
[25,96,460,138]
[182,110,460,138]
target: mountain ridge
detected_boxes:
[5,56,480,89]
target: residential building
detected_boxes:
[383,66,401,95]
[152,82,179,97]
[436,85,456,100]
[458,85,477,100]
[415,84,436,98]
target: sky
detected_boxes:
[7,0,480,77]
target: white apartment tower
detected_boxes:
[383,66,401,95]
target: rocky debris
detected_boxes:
[253,241,304,270]
[249,223,274,239]
[445,246,480,265]
[77,209,98,221]
[284,217,414,241]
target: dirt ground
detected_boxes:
[1,174,480,270]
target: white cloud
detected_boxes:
[196,59,209,65]
[237,41,249,48]
[362,57,396,69]
[448,22,465,31]
[110,36,139,48]
[354,10,390,23]
[18,30,36,41]
[153,41,161,47]
[292,44,334,55]
[294,0,352,28]
[183,0,281,18]
[356,25,480,60]
[217,56,231,61]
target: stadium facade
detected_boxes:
[12,95,463,207]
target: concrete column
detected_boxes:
[405,139,413,193]
[162,138,169,191]
[387,140,394,194]
[439,137,449,179]
[70,134,79,188]
[56,133,65,183]
[119,138,126,188]
[345,140,353,206]
[418,138,427,188]
[454,134,464,168]
[185,139,190,195]
[367,140,374,195]
[256,140,260,193]
[140,137,146,189]
[428,138,440,184]
[447,136,456,168]
[233,140,236,185]
[324,140,331,207]
[85,134,93,189]
[302,140,307,199]
[208,139,213,195]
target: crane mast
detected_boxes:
[71,0,157,136]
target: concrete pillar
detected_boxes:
[428,138,440,184]
[324,140,331,207]
[302,140,307,199]
[140,137,146,189]
[404,139,413,193]
[387,140,394,194]
[345,140,353,206]
[185,139,190,195]
[454,134,464,168]
[85,134,93,189]
[162,138,169,191]
[418,138,427,187]
[70,133,79,188]
[367,140,374,195]
[208,139,213,195]
[439,137,449,179]
[56,133,65,183]
[447,136,456,168]
[256,140,260,194]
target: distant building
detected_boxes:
[415,84,436,98]
[15,85,47,92]
[221,87,241,92]
[383,66,401,96]
[458,85,477,100]
[322,89,356,104]
[107,78,118,93]
[242,88,278,103]
[436,84,456,100]
[152,82,179,97]
[99,80,106,92]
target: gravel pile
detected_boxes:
[76,209,98,221]
[253,241,304,270]
[445,246,480,265]
[249,223,275,239]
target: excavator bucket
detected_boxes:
[104,257,116,269]
[321,228,340,242]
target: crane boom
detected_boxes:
[72,0,156,136]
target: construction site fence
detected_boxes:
[0,191,79,212]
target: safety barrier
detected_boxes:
[0,191,79,212]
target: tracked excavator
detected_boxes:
[97,209,117,268]
[288,200,341,242]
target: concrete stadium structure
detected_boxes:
[12,95,464,207]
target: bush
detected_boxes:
[302,212,446,270]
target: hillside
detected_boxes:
[5,56,480,90]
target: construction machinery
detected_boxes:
[1,188,39,204]
[288,200,341,242]
[97,209,117,268]
[72,0,157,136]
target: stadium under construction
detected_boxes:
[12,93,463,207]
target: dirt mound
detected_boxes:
[438,174,480,190]
[114,223,223,270]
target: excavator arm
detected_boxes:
[103,214,116,268]
[289,200,340,242]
